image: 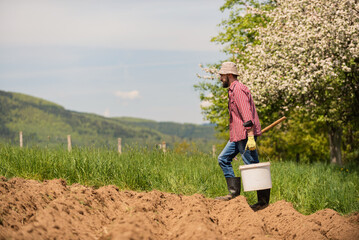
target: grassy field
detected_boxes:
[0,144,358,215]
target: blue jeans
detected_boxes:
[218,137,259,178]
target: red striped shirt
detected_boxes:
[228,80,261,142]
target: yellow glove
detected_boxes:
[246,136,256,151]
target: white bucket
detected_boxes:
[239,162,272,192]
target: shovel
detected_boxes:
[261,116,287,134]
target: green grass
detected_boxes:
[0,144,358,215]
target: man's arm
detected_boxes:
[233,88,254,132]
[234,87,257,150]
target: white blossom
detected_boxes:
[235,0,358,113]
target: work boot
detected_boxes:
[250,188,270,211]
[215,177,241,201]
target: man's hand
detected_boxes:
[246,136,256,151]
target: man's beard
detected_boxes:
[222,76,229,88]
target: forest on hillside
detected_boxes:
[0,90,220,153]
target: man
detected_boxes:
[215,62,270,211]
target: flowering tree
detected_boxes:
[197,0,359,165]
[239,0,359,165]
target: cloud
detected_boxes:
[115,90,140,100]
[103,108,110,117]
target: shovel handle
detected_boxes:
[261,116,287,134]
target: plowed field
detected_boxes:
[0,177,358,240]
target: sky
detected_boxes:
[0,0,228,124]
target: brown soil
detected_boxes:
[0,177,358,240]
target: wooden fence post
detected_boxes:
[212,145,216,158]
[118,138,122,154]
[19,131,23,148]
[162,141,166,153]
[67,135,72,152]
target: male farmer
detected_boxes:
[215,62,270,210]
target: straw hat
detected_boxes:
[218,62,239,75]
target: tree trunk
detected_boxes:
[328,126,343,165]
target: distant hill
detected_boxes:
[0,90,220,152]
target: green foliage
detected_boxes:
[257,111,329,163]
[194,70,229,140]
[0,144,358,215]
[212,0,275,57]
[256,110,358,164]
[0,90,220,152]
